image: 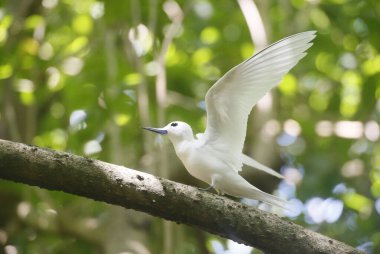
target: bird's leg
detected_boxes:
[198,185,213,191]
[211,175,225,195]
[198,175,219,192]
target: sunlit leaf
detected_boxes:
[343,34,358,51]
[0,14,13,30]
[165,44,187,66]
[21,38,39,55]
[33,129,68,151]
[343,192,372,216]
[192,47,212,66]
[47,67,64,91]
[114,114,131,126]
[371,180,380,198]
[279,74,297,96]
[72,14,93,35]
[315,52,335,73]
[0,27,7,45]
[309,92,329,112]
[310,8,330,30]
[65,36,88,54]
[361,55,380,76]
[24,15,45,29]
[20,92,35,105]
[124,73,142,86]
[0,14,13,46]
[291,0,306,8]
[340,71,362,117]
[240,42,253,59]
[200,26,220,45]
[0,64,13,79]
[50,102,65,119]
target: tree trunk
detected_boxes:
[0,139,363,254]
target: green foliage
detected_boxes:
[0,0,379,253]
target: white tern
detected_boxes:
[144,31,316,209]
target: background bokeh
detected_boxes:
[0,0,379,253]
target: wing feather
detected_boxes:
[203,31,316,171]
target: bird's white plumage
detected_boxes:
[204,31,316,173]
[144,31,316,209]
[241,154,283,179]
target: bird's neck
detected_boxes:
[170,138,194,162]
[169,134,193,147]
[169,133,194,155]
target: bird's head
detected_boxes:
[143,121,194,143]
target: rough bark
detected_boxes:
[0,139,363,254]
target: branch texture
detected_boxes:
[0,139,363,254]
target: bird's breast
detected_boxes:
[175,143,230,184]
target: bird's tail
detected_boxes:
[246,186,290,210]
[241,154,284,179]
[217,173,290,210]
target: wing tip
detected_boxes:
[297,30,317,36]
[296,30,317,41]
[285,31,317,45]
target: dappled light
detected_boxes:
[84,139,102,155]
[210,238,253,254]
[305,197,344,224]
[0,0,379,253]
[69,109,87,128]
[335,121,363,139]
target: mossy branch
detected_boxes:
[0,139,363,254]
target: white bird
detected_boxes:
[144,31,316,209]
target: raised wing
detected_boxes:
[203,31,316,170]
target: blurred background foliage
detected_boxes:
[0,0,379,253]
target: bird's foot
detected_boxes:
[198,185,213,192]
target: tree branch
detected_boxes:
[0,139,363,254]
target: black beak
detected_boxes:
[143,127,168,135]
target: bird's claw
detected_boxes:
[198,185,213,192]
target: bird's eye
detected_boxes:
[171,122,178,127]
